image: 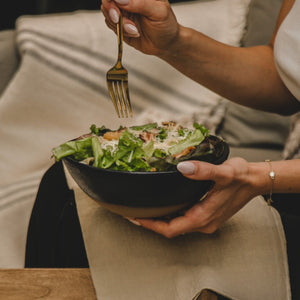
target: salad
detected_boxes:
[52,121,223,172]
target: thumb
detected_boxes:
[177,161,228,183]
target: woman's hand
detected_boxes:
[132,157,260,238]
[101,0,180,56]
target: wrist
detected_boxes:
[158,25,194,61]
[248,162,273,197]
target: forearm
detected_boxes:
[159,26,299,115]
[249,159,300,196]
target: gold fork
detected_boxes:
[106,13,132,118]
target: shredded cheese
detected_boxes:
[98,123,192,154]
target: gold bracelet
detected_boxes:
[265,159,275,205]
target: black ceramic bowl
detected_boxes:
[63,135,229,218]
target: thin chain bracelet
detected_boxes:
[265,159,275,205]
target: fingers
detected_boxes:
[101,1,119,28]
[109,8,120,23]
[101,1,140,37]
[123,22,140,37]
[134,212,222,238]
[125,158,251,238]
[102,0,120,20]
[177,160,228,183]
[136,214,197,238]
[177,157,248,186]
[133,199,219,238]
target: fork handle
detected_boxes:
[116,13,123,68]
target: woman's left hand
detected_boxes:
[131,157,259,238]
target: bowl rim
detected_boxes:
[62,134,229,176]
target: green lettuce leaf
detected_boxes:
[51,122,215,172]
[91,137,104,167]
[129,122,158,131]
[52,137,93,161]
[168,129,205,155]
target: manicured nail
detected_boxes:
[109,8,119,23]
[125,217,141,226]
[115,0,129,4]
[177,161,196,175]
[124,23,140,36]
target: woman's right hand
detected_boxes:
[101,0,180,57]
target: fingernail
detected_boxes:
[124,23,140,36]
[109,8,119,23]
[177,161,196,175]
[115,0,129,4]
[125,217,141,226]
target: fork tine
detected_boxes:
[107,81,121,118]
[115,81,125,118]
[122,81,133,117]
[116,81,128,118]
[106,12,133,118]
